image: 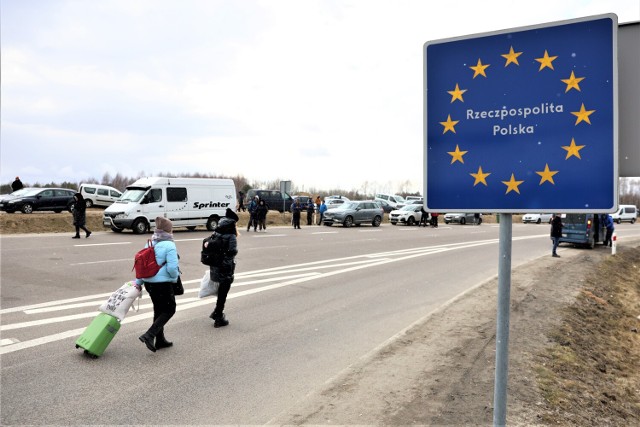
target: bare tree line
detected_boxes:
[2,174,639,206]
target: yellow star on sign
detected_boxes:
[470,166,491,186]
[440,114,459,134]
[562,138,586,159]
[535,50,558,71]
[501,46,522,66]
[561,71,585,92]
[502,173,524,194]
[536,163,558,185]
[447,145,468,164]
[469,58,490,78]
[447,83,467,103]
[571,103,595,125]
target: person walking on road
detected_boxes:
[247,195,259,231]
[71,193,92,239]
[208,208,239,328]
[550,213,564,257]
[137,217,179,352]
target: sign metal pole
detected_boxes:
[493,213,512,426]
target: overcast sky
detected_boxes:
[2,0,638,194]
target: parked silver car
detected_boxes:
[522,213,552,224]
[322,200,384,227]
[444,212,482,225]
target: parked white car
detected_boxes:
[389,204,423,226]
[522,213,553,224]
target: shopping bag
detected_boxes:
[199,270,219,298]
[98,281,142,321]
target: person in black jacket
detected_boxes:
[11,177,24,192]
[71,193,92,239]
[306,199,314,225]
[255,199,268,232]
[550,214,564,257]
[207,208,239,328]
[291,199,302,229]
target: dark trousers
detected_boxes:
[307,212,313,225]
[75,225,90,235]
[293,212,301,228]
[144,282,176,338]
[605,228,613,246]
[211,265,235,318]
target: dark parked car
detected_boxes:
[322,200,384,228]
[0,187,76,213]
[246,189,294,212]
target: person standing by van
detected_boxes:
[71,193,92,239]
[604,214,615,247]
[208,208,239,328]
[137,217,179,352]
[550,214,564,257]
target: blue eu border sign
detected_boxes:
[423,14,617,213]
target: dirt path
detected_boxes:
[269,242,639,426]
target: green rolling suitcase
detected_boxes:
[75,312,121,358]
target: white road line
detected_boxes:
[0,234,552,354]
[72,242,132,247]
[311,231,339,234]
[70,258,131,266]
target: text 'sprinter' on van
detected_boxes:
[103,177,236,234]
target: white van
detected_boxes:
[374,193,406,209]
[611,204,637,224]
[103,177,236,233]
[79,183,122,208]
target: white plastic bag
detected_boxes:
[99,281,142,321]
[199,270,219,298]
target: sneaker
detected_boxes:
[214,314,229,328]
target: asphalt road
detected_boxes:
[2,221,638,424]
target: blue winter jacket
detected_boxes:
[135,240,180,286]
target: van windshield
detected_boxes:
[119,188,147,202]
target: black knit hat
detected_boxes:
[225,208,239,222]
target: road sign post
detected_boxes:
[424,14,617,426]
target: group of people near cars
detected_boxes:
[243,194,329,230]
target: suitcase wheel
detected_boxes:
[75,344,79,349]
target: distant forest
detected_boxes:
[2,173,639,207]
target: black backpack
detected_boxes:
[201,233,224,266]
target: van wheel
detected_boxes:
[536,218,541,224]
[616,219,621,224]
[132,219,148,234]
[632,218,636,224]
[206,217,219,231]
[85,200,93,208]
